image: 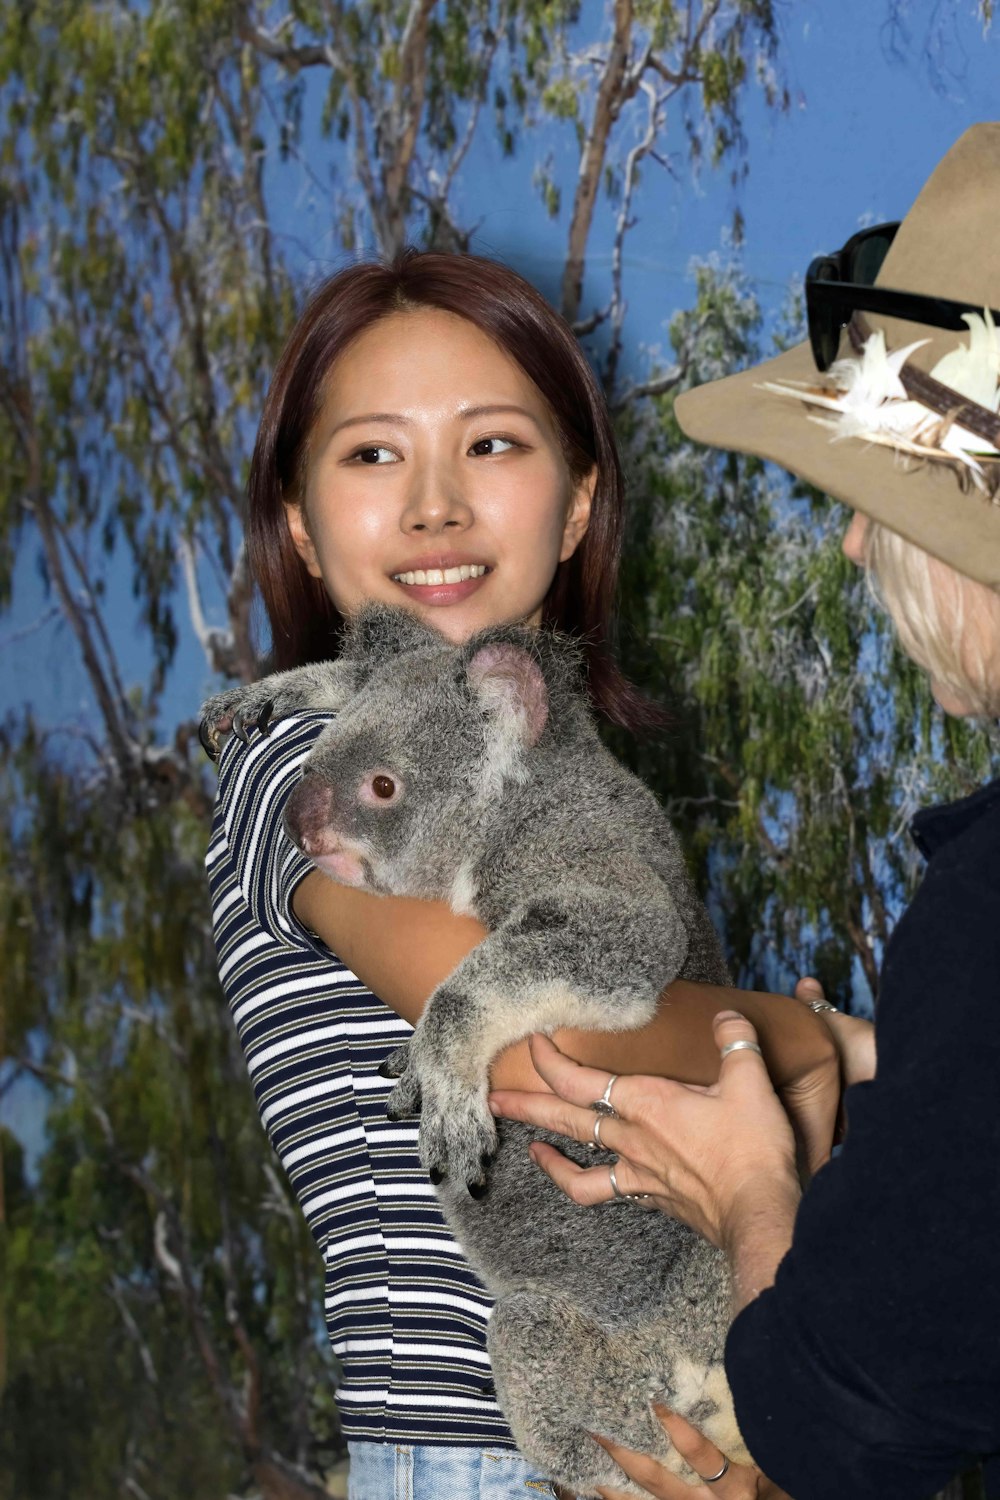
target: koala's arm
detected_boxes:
[293,873,835,1096]
[199,659,358,760]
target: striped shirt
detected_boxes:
[206,712,514,1446]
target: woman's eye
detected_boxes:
[351,445,398,465]
[469,435,516,457]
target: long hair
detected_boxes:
[865,520,1000,717]
[247,249,660,733]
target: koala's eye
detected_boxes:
[372,775,396,800]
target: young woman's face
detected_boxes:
[286,307,594,644]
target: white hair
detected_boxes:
[864,520,1000,717]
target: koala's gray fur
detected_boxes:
[201,604,746,1497]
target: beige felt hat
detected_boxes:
[675,122,1000,588]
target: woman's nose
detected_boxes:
[401,464,473,533]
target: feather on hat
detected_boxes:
[675,123,1000,587]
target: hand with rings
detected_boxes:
[590,1402,791,1500]
[487,1011,801,1249]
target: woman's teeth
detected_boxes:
[392,564,488,586]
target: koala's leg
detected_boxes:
[199,660,359,760]
[487,1292,695,1499]
[385,885,684,1189]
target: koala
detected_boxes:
[201,604,747,1497]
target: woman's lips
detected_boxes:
[390,571,490,607]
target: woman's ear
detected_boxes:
[284,500,322,578]
[559,466,596,563]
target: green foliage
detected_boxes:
[0,730,340,1498]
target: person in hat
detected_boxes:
[489,123,1000,1500]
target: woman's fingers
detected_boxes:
[592,1432,696,1499]
[593,1406,780,1499]
[524,1032,630,1106]
[794,975,826,1003]
[652,1406,735,1485]
[712,1011,770,1088]
[529,1141,668,1206]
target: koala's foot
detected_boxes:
[382,986,499,1194]
[199,684,282,761]
[384,1046,496,1195]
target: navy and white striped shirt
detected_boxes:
[206,712,514,1445]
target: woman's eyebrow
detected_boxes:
[329,403,541,437]
[459,403,540,425]
[329,411,412,436]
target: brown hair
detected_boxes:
[247,248,660,732]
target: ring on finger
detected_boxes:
[590,1072,619,1119]
[699,1457,730,1484]
[588,1113,610,1151]
[608,1162,651,1204]
[719,1040,762,1060]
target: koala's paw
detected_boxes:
[198,684,282,762]
[417,1079,498,1196]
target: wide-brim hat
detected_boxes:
[675,122,1000,588]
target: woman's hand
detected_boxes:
[592,1405,790,1500]
[489,1013,801,1251]
[794,978,876,1091]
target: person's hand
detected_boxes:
[794,977,876,1091]
[488,1013,800,1249]
[769,1006,839,1179]
[592,1404,790,1499]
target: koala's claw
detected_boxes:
[198,717,221,762]
[379,1043,411,1080]
[417,1093,498,1195]
[385,1067,422,1120]
[232,711,251,745]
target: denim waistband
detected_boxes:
[346,1440,558,1499]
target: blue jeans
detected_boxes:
[346,1441,559,1499]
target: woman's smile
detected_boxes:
[388,552,492,607]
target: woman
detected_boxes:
[491,123,1000,1500]
[205,249,836,1499]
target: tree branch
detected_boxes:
[561,0,637,324]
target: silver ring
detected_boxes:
[719,1040,762,1060]
[608,1162,651,1203]
[590,1073,619,1119]
[807,999,838,1015]
[699,1456,730,1484]
[591,1113,608,1150]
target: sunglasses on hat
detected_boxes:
[805,221,1000,371]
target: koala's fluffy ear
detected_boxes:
[466,642,549,747]
[342,603,437,664]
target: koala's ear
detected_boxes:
[466,643,549,747]
[343,603,436,664]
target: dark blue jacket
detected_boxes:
[726,777,1000,1500]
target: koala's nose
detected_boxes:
[283,776,335,855]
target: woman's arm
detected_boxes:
[293,874,838,1165]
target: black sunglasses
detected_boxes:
[805,221,1000,371]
